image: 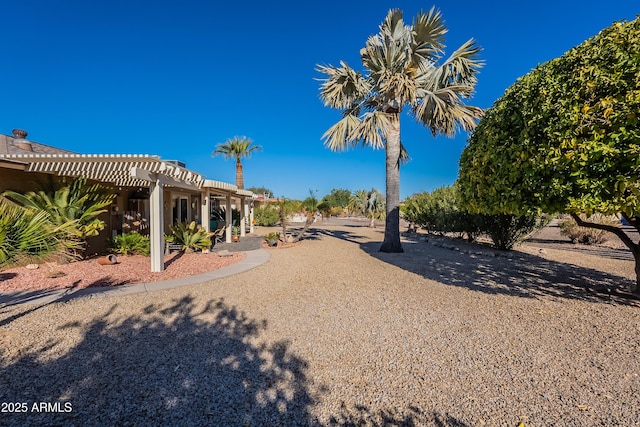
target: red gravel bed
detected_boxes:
[0,251,245,293]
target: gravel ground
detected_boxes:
[0,219,639,426]
[0,251,245,293]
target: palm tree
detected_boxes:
[3,177,115,241]
[350,188,385,228]
[0,200,80,268]
[317,8,483,252]
[212,136,261,189]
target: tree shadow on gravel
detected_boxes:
[327,403,471,426]
[308,227,372,245]
[0,296,317,426]
[525,237,634,262]
[359,240,639,306]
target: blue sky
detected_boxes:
[2,1,637,200]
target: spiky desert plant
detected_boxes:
[0,200,80,268]
[3,177,115,241]
[165,221,213,252]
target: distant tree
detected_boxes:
[321,188,351,211]
[318,8,483,253]
[212,136,261,189]
[351,188,385,228]
[458,17,640,293]
[317,201,332,219]
[292,191,320,243]
[247,186,273,197]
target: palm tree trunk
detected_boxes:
[380,114,404,253]
[292,212,315,243]
[235,159,244,189]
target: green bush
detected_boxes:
[254,206,279,226]
[166,221,212,252]
[402,186,482,240]
[479,214,545,250]
[109,232,150,256]
[559,214,618,244]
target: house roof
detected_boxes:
[0,131,75,155]
[0,153,204,190]
[0,130,254,197]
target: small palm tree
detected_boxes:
[3,177,115,242]
[212,136,261,189]
[317,8,483,252]
[0,200,81,268]
[351,188,385,228]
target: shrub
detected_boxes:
[165,221,212,252]
[109,232,150,256]
[480,214,545,250]
[254,206,279,226]
[559,214,618,244]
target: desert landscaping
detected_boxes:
[1,218,638,426]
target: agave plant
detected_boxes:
[165,221,213,253]
[0,200,81,269]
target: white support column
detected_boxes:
[225,193,232,243]
[149,177,165,272]
[240,197,246,236]
[202,190,210,232]
[249,199,255,233]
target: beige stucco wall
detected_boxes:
[0,167,68,194]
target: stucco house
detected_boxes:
[0,129,254,272]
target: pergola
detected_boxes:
[0,153,254,272]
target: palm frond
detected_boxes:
[363,12,413,78]
[212,136,261,160]
[435,38,484,89]
[412,86,484,136]
[321,114,361,151]
[411,7,447,62]
[380,9,405,42]
[379,72,418,106]
[3,177,115,241]
[353,111,391,150]
[317,62,370,110]
[0,200,79,268]
[399,141,411,166]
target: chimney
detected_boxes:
[12,128,33,151]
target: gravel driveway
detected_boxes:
[1,220,639,426]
